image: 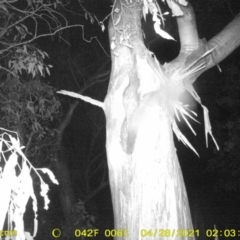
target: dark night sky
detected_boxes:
[33,0,240,239]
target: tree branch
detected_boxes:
[166,1,200,72]
[57,90,104,109]
[204,12,240,71]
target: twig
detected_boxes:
[0,65,18,77]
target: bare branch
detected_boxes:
[57,90,104,109]
[166,1,199,72]
[204,12,240,71]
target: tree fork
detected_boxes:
[105,1,195,239]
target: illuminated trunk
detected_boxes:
[104,1,194,239]
[104,0,240,239]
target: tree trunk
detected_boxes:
[53,151,76,220]
[52,100,78,220]
[104,0,240,239]
[104,1,194,239]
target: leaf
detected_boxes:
[23,45,27,54]
[40,182,50,210]
[100,22,105,32]
[154,22,175,40]
[27,101,34,114]
[38,168,59,185]
[8,60,12,68]
[16,48,22,53]
[28,62,34,74]
[15,25,23,35]
[46,66,50,76]
[203,106,219,150]
[90,15,94,24]
[37,49,45,59]
[43,51,49,58]
[20,24,30,34]
[38,64,43,76]
[11,161,35,240]
[0,151,18,228]
[10,135,22,152]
